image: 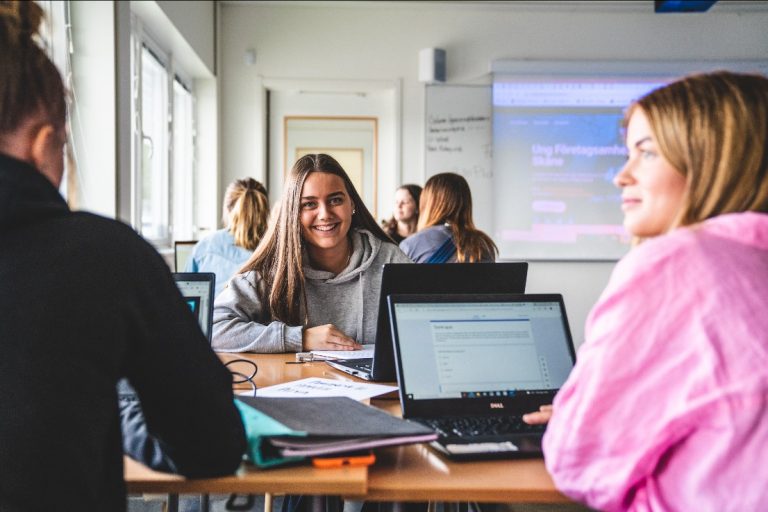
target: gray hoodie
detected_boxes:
[212,229,412,352]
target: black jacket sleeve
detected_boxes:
[117,231,246,477]
[119,396,178,473]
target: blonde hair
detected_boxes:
[240,154,392,326]
[630,71,768,230]
[418,172,498,262]
[223,178,269,251]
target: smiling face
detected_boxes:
[299,171,354,254]
[614,108,688,238]
[393,188,418,222]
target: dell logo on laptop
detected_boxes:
[490,402,504,409]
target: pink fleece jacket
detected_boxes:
[543,212,768,512]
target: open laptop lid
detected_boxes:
[388,293,575,419]
[172,272,215,343]
[370,263,528,381]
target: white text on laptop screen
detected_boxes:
[394,301,573,400]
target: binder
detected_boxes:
[234,396,437,468]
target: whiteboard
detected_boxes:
[424,85,492,234]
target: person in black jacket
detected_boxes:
[0,2,246,510]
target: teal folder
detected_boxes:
[235,396,437,468]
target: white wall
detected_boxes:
[219,1,768,348]
[156,0,216,74]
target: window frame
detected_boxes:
[130,18,197,248]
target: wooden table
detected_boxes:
[125,353,569,505]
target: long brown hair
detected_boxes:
[629,71,768,230]
[240,154,392,325]
[223,178,269,251]
[0,1,66,137]
[417,172,497,262]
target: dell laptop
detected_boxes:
[326,262,528,382]
[387,293,576,460]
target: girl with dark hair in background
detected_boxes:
[381,183,422,243]
[186,177,270,295]
[212,153,411,353]
[400,172,497,263]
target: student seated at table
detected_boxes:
[381,183,422,243]
[186,177,270,296]
[525,71,768,511]
[400,172,497,263]
[0,2,245,510]
[212,153,411,353]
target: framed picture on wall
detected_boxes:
[284,116,378,217]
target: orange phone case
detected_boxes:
[312,452,376,468]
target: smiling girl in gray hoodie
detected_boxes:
[212,154,411,353]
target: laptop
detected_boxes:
[174,240,197,272]
[387,293,576,460]
[326,263,528,382]
[172,272,216,343]
[119,272,216,401]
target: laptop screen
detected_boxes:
[173,272,215,342]
[390,296,574,401]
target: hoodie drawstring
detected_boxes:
[357,272,364,342]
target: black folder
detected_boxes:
[234,396,437,467]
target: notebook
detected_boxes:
[326,263,528,382]
[172,272,216,343]
[234,396,437,467]
[387,293,576,460]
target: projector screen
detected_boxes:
[491,61,768,261]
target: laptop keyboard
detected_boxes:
[419,416,545,438]
[344,359,372,372]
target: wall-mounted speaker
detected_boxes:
[419,48,446,83]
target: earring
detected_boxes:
[352,208,356,215]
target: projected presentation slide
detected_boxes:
[492,78,666,260]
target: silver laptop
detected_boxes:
[326,263,528,381]
[387,293,575,460]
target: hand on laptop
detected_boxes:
[522,405,553,425]
[303,324,363,351]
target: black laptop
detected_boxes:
[172,272,216,342]
[387,293,576,460]
[326,263,528,382]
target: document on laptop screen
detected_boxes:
[394,301,573,400]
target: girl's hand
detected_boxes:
[302,324,363,351]
[522,404,553,425]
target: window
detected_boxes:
[130,21,197,247]
[139,45,170,242]
[38,0,74,201]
